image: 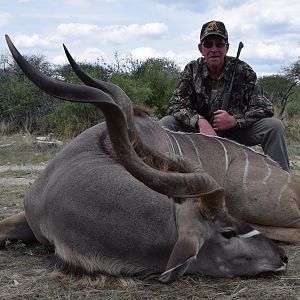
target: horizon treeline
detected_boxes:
[0,51,299,140]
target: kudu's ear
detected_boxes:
[159,189,225,283]
[159,201,206,283]
[197,188,226,216]
[159,234,202,283]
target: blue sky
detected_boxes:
[0,0,300,76]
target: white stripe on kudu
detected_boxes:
[168,133,183,156]
[243,149,249,188]
[262,156,272,184]
[164,132,176,155]
[215,138,229,173]
[276,173,292,208]
[239,230,260,239]
[187,136,203,167]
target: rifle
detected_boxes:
[221,41,244,110]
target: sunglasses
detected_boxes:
[202,41,227,49]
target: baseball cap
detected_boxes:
[200,20,228,42]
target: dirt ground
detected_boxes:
[0,135,300,299]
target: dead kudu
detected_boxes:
[1,35,298,283]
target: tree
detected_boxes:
[282,59,300,83]
[55,58,109,83]
[0,52,58,133]
[0,51,182,136]
[258,75,296,119]
[131,58,180,117]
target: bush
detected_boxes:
[131,58,180,117]
[38,102,103,138]
[109,73,152,106]
[0,54,58,133]
[1,50,299,140]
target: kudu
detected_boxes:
[0,35,295,283]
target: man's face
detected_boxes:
[198,35,229,69]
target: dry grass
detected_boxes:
[0,135,300,299]
[0,134,62,165]
[0,240,299,299]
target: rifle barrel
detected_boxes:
[221,41,244,111]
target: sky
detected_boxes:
[0,0,300,77]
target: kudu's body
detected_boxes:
[0,36,296,283]
[154,128,300,242]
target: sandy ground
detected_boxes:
[0,163,46,186]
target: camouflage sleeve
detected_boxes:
[166,65,200,128]
[234,64,274,128]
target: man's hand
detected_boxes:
[212,110,236,131]
[197,118,217,136]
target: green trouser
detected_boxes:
[159,116,290,172]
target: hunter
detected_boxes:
[160,20,290,172]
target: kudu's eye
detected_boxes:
[221,230,237,239]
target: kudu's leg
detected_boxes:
[0,212,36,248]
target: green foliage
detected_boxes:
[258,74,300,140]
[258,75,291,99]
[110,72,152,106]
[57,59,109,84]
[0,49,299,140]
[258,75,290,106]
[131,58,180,117]
[0,54,58,133]
[74,56,180,118]
[62,55,180,119]
[285,95,300,118]
[39,102,103,138]
[258,75,299,119]
[284,116,300,141]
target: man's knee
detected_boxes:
[159,116,193,132]
[159,115,176,128]
[258,117,289,171]
[263,117,285,131]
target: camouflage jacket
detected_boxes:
[167,56,274,129]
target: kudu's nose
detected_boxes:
[275,254,288,272]
[281,255,288,264]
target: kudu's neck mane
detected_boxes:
[133,105,152,116]
[131,107,193,174]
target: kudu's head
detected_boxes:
[160,191,287,282]
[5,35,287,283]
